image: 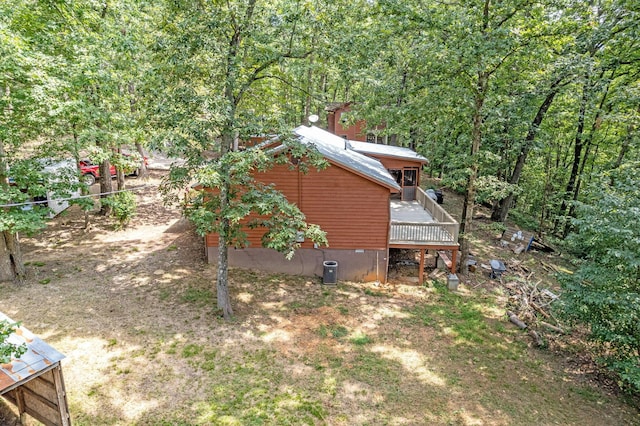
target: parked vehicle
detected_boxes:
[8,158,81,217]
[79,155,148,186]
[78,160,115,186]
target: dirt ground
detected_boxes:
[1,171,638,425]
[1,171,209,424]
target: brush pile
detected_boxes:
[501,261,565,346]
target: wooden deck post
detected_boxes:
[419,248,425,284]
[450,249,458,274]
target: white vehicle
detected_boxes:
[40,159,81,216]
[13,159,81,217]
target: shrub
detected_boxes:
[102,191,137,229]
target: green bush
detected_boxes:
[102,191,137,229]
[558,163,640,393]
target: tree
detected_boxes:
[506,0,640,235]
[0,1,59,281]
[426,0,548,274]
[1,0,148,280]
[559,162,640,393]
[150,0,328,319]
[489,75,569,222]
[38,1,150,213]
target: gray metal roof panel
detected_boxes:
[348,140,428,163]
[293,126,401,191]
[0,312,65,394]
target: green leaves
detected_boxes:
[0,320,27,364]
[559,162,640,393]
[3,155,93,226]
[101,191,137,230]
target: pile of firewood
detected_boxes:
[503,279,565,346]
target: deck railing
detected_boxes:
[390,221,459,244]
[416,188,458,225]
[390,188,459,245]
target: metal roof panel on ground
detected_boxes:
[0,312,65,395]
[348,140,428,163]
[293,126,401,191]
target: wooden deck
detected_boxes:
[389,188,459,248]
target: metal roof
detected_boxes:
[348,140,428,164]
[293,126,401,191]
[325,102,351,112]
[0,312,65,394]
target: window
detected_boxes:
[389,169,402,186]
[366,133,386,144]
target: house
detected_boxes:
[326,102,387,143]
[348,140,427,201]
[204,126,459,283]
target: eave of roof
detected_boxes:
[348,140,428,164]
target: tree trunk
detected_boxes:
[215,116,237,320]
[459,71,488,275]
[0,135,25,283]
[216,181,234,320]
[0,231,25,283]
[559,69,611,237]
[555,74,589,235]
[116,169,125,191]
[491,81,561,222]
[212,0,252,319]
[116,148,125,190]
[128,82,149,180]
[388,70,408,147]
[564,70,614,236]
[459,0,496,275]
[135,142,148,179]
[99,159,114,215]
[538,147,553,234]
[303,46,314,126]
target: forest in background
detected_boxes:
[1,0,638,393]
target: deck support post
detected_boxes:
[450,249,458,274]
[419,248,425,284]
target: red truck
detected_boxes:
[79,155,148,185]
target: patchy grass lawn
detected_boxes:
[0,173,638,425]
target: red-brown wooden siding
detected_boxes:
[361,156,424,187]
[327,104,367,141]
[369,157,422,170]
[205,161,391,250]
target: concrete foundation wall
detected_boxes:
[207,246,388,283]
